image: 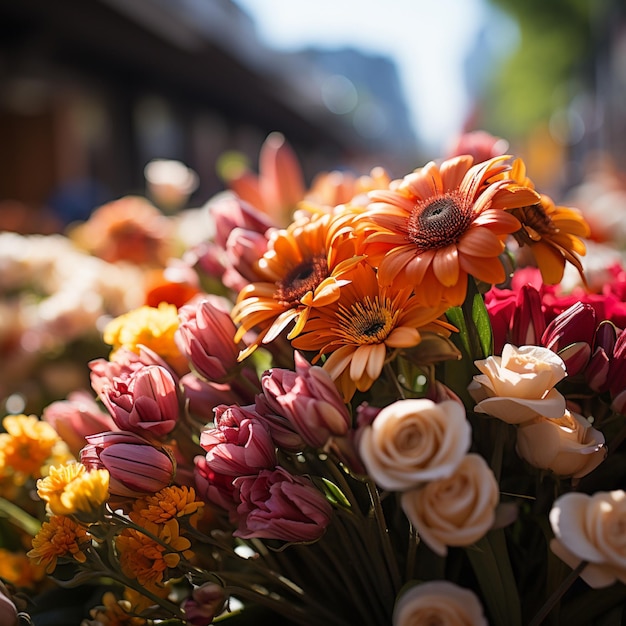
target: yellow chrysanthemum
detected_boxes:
[0,415,62,484]
[508,158,590,284]
[292,261,453,401]
[103,302,187,372]
[27,516,91,574]
[232,211,362,358]
[0,549,46,588]
[130,485,204,527]
[37,463,109,519]
[116,518,192,591]
[84,591,147,626]
[359,155,540,307]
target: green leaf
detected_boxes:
[466,530,522,626]
[317,478,352,510]
[471,290,494,358]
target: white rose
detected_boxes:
[393,580,488,626]
[516,410,606,478]
[549,490,626,588]
[358,398,471,491]
[401,453,499,556]
[469,344,567,424]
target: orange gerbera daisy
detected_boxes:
[508,159,590,284]
[291,262,452,401]
[359,155,540,307]
[232,211,361,359]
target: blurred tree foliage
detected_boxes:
[478,0,612,141]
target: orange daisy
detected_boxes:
[508,159,590,284]
[291,261,452,401]
[359,155,540,307]
[232,210,361,359]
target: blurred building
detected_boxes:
[0,0,417,230]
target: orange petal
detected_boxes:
[459,253,505,285]
[378,247,418,286]
[458,227,505,256]
[432,245,460,287]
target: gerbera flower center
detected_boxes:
[407,191,473,252]
[337,296,397,345]
[275,255,328,305]
[513,203,557,241]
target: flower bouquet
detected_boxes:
[3,131,626,625]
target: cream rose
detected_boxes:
[468,344,567,424]
[550,490,626,588]
[358,398,471,491]
[516,410,606,478]
[401,453,499,556]
[393,580,488,626]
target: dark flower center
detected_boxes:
[275,255,328,305]
[337,296,397,345]
[407,191,473,252]
[513,203,557,242]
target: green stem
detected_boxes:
[528,561,588,626]
[366,479,402,595]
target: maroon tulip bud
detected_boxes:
[511,284,546,347]
[585,347,611,393]
[260,352,351,448]
[541,302,596,353]
[81,431,175,498]
[100,365,179,438]
[176,296,242,382]
[200,408,276,476]
[233,466,332,542]
[557,342,591,377]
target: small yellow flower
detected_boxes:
[37,463,109,519]
[84,591,147,626]
[0,549,46,588]
[130,485,204,527]
[116,518,192,591]
[0,415,62,484]
[103,302,187,371]
[27,516,91,574]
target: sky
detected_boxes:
[232,0,509,154]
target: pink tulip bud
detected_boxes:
[81,431,175,498]
[194,455,238,516]
[176,296,241,382]
[180,374,239,423]
[484,287,517,354]
[90,346,177,398]
[233,466,332,542]
[511,284,545,347]
[224,227,270,289]
[260,353,351,448]
[541,302,596,353]
[100,365,179,438]
[210,193,273,249]
[182,582,226,626]
[200,407,276,476]
[0,583,18,626]
[42,390,117,457]
[254,394,306,451]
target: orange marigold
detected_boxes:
[130,485,204,527]
[27,515,91,574]
[359,155,540,307]
[0,415,63,484]
[116,518,192,592]
[83,591,147,626]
